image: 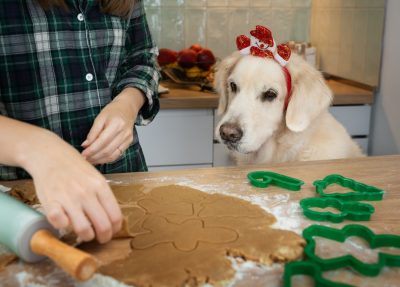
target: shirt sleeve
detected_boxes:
[112,0,160,126]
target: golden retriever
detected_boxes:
[214,52,363,165]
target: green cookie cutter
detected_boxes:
[313,174,384,201]
[247,171,304,191]
[303,224,400,276]
[300,197,375,223]
[283,261,353,287]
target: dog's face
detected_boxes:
[215,55,288,153]
[215,52,332,154]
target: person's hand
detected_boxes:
[81,88,145,165]
[22,131,123,244]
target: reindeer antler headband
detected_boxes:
[236,25,293,111]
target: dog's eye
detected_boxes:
[230,82,238,93]
[261,89,278,102]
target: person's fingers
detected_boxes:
[81,116,106,148]
[63,202,95,242]
[87,131,133,164]
[45,201,70,230]
[82,120,122,158]
[117,137,133,153]
[83,197,113,244]
[86,131,124,163]
[89,147,121,165]
[96,186,123,235]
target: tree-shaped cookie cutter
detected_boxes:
[303,224,400,276]
[300,197,375,223]
[313,174,384,201]
[283,261,353,287]
[247,171,304,191]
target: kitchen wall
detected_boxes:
[144,0,312,59]
[369,0,400,155]
[144,0,385,87]
[311,0,385,86]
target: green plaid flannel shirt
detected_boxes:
[0,0,160,180]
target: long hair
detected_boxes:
[36,0,134,18]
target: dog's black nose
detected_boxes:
[220,123,243,143]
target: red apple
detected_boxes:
[158,48,178,66]
[177,48,197,69]
[197,48,216,70]
[190,43,203,53]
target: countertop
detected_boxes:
[0,155,399,286]
[159,79,374,109]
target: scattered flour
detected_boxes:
[12,272,133,287]
[0,184,11,193]
[76,274,132,287]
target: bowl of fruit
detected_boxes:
[157,44,217,91]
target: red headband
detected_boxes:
[236,25,292,111]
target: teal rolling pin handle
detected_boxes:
[0,191,56,262]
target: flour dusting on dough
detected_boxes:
[173,177,305,233]
[0,184,11,193]
[77,274,132,287]
[228,258,283,287]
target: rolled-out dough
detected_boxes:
[100,184,305,287]
[0,254,16,273]
[9,182,39,205]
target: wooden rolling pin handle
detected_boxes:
[30,230,97,281]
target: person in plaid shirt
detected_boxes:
[0,0,160,243]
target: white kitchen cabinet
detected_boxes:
[136,109,214,171]
[329,105,371,136]
[213,141,235,167]
[329,105,371,153]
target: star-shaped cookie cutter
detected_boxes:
[300,197,375,223]
[247,171,304,191]
[303,224,400,276]
[313,174,384,201]
[283,261,353,287]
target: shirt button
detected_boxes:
[77,13,84,21]
[86,73,93,82]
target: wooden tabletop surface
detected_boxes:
[1,155,399,286]
[159,80,374,110]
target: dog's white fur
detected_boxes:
[214,52,363,165]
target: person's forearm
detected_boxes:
[0,115,64,173]
[112,87,145,119]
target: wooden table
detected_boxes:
[1,155,399,286]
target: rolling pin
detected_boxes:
[0,192,97,281]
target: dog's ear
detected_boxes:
[285,55,332,132]
[214,51,242,115]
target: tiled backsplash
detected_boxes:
[144,0,385,86]
[311,0,385,86]
[144,0,312,59]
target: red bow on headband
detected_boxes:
[236,25,291,66]
[236,25,293,111]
